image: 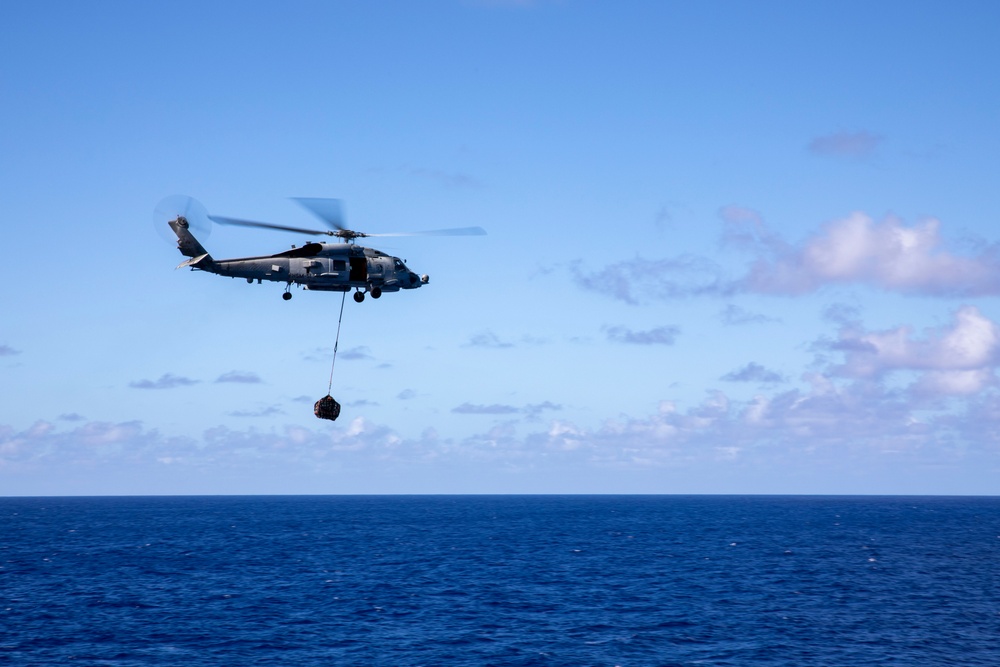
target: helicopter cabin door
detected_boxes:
[349,257,367,283]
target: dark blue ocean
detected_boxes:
[2,496,998,666]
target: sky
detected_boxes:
[3,1,1000,495]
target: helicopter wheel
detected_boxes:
[353,291,365,303]
[282,291,292,301]
[370,286,382,299]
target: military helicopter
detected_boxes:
[157,196,486,302]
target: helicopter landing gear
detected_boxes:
[370,286,382,299]
[353,291,365,303]
[283,284,293,300]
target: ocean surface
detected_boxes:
[2,496,998,666]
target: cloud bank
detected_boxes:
[6,376,998,493]
[573,213,1000,302]
[6,309,1000,492]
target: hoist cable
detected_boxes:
[327,290,348,395]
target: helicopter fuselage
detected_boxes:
[202,242,427,294]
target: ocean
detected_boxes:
[2,495,998,666]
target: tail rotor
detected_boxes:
[153,195,212,245]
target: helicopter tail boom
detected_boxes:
[168,216,213,262]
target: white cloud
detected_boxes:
[721,362,785,384]
[464,331,516,348]
[216,371,262,384]
[827,305,1000,395]
[76,420,145,446]
[719,304,780,326]
[340,346,374,360]
[604,325,680,345]
[912,369,995,397]
[529,381,948,467]
[453,403,520,415]
[453,401,561,417]
[304,346,373,362]
[743,214,1000,296]
[129,373,199,390]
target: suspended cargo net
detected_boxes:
[314,395,341,421]
[315,290,348,421]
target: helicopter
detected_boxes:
[158,196,486,302]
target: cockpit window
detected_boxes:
[394,259,404,270]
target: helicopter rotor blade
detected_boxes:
[209,201,486,242]
[289,198,485,238]
[364,227,488,237]
[209,215,338,237]
[290,197,346,231]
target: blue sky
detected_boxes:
[3,1,1000,495]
